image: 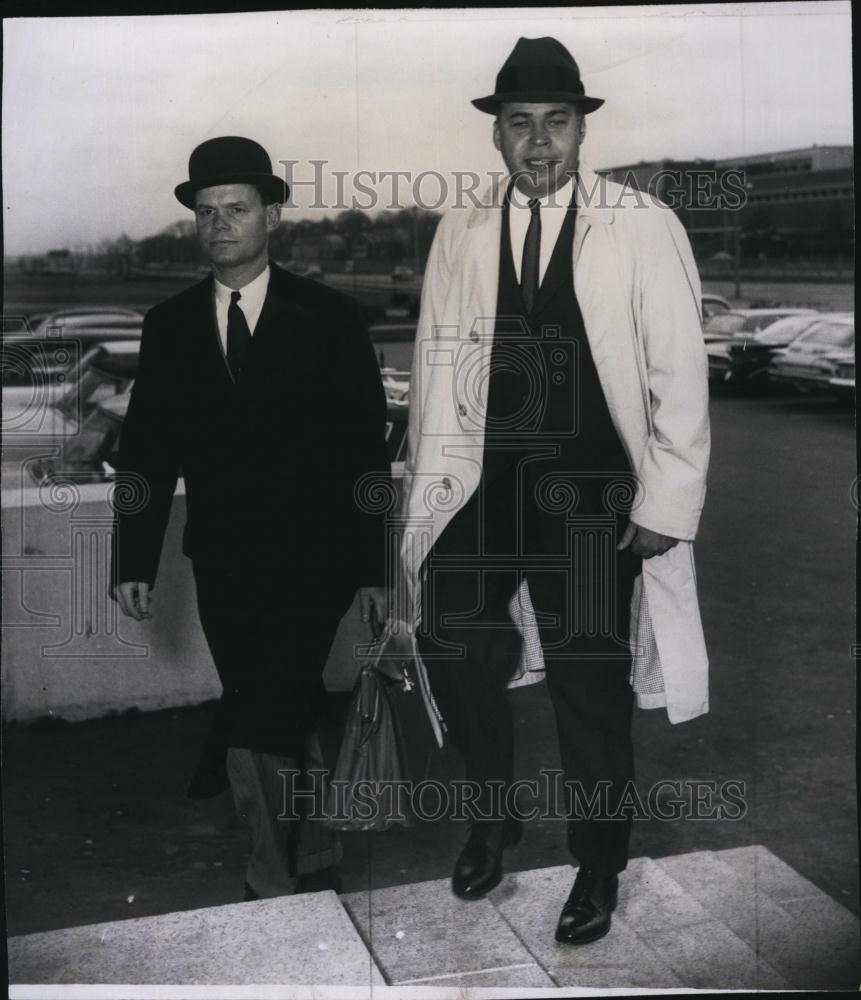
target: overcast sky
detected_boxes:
[2,3,853,255]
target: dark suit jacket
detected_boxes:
[110,262,391,775]
[112,261,391,602]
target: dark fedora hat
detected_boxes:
[174,136,289,209]
[472,36,603,115]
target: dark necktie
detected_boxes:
[226,290,252,379]
[520,197,541,314]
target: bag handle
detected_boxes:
[361,625,413,684]
[356,665,383,748]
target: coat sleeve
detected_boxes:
[401,211,456,512]
[110,307,180,592]
[632,205,710,540]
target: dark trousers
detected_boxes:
[417,465,641,874]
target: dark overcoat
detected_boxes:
[111,262,391,783]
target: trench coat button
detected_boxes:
[441,477,452,490]
[457,403,468,416]
[469,330,479,343]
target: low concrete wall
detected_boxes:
[1,479,370,723]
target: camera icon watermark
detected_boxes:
[413,315,582,441]
[1,338,83,437]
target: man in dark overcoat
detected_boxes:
[111,136,391,898]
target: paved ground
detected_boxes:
[3,383,856,936]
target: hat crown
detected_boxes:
[471,35,602,115]
[174,135,289,208]
[188,136,273,183]
[495,35,584,98]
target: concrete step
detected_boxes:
[8,890,385,987]
[343,847,856,990]
[488,861,685,989]
[693,844,860,989]
[341,879,555,987]
[490,856,788,990]
[8,845,858,990]
[342,854,786,990]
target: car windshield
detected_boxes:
[704,314,747,334]
[701,297,730,317]
[739,313,791,333]
[754,316,817,345]
[794,321,854,350]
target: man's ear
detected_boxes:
[266,203,282,232]
[492,119,501,152]
[579,113,587,143]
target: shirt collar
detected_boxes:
[508,175,575,212]
[213,264,271,308]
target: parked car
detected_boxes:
[385,395,409,468]
[30,392,129,486]
[26,379,411,489]
[706,313,847,388]
[381,367,410,405]
[2,309,142,387]
[767,317,855,394]
[701,292,731,320]
[385,290,420,319]
[30,306,143,335]
[2,340,139,485]
[703,308,817,344]
[827,355,855,402]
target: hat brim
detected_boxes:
[175,172,289,209]
[472,92,604,115]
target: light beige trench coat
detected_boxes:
[397,170,710,744]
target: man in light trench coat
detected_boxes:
[396,36,710,945]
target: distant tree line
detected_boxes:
[127,208,442,271]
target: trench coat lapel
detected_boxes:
[459,171,617,429]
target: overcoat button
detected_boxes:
[469,331,479,343]
[442,477,452,490]
[457,403,468,416]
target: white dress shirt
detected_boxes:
[213,265,271,354]
[508,177,575,285]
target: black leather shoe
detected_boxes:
[452,818,523,900]
[555,867,619,944]
[294,867,343,895]
[243,882,261,901]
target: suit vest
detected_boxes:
[482,186,632,504]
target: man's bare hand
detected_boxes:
[359,586,390,637]
[617,522,680,559]
[114,581,153,621]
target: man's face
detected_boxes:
[194,183,280,269]
[493,102,586,200]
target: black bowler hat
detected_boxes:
[174,136,289,209]
[472,36,604,115]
